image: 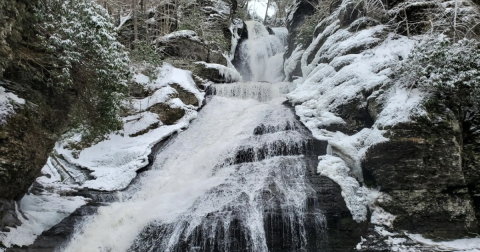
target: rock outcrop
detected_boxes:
[285,0,480,247]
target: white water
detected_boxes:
[235,21,285,82]
[62,21,323,252]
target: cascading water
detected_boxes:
[61,21,329,252]
[233,21,286,82]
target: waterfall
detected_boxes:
[233,21,285,82]
[61,21,327,252]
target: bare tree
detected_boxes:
[133,0,138,43]
[264,0,271,24]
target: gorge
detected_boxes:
[1,0,480,251]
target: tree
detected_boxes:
[36,0,130,142]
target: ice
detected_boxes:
[317,155,368,222]
[0,159,87,248]
[213,81,295,102]
[283,45,304,81]
[283,9,425,225]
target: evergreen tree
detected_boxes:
[36,0,130,142]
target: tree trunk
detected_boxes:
[133,0,138,44]
[264,0,271,25]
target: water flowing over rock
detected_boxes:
[232,21,286,82]
[32,20,364,252]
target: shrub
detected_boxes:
[406,36,480,113]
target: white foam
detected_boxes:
[63,93,321,252]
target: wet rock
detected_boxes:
[363,114,478,239]
[0,199,20,232]
[148,103,185,125]
[155,31,209,62]
[170,84,199,106]
[193,62,239,83]
[285,0,318,59]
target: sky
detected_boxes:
[248,0,277,21]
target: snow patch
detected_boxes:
[195,61,243,82]
[55,64,204,191]
[317,155,368,222]
[155,30,202,44]
[0,86,25,125]
[134,63,204,106]
[375,87,427,127]
[408,234,480,251]
[123,112,161,137]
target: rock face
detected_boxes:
[363,112,478,239]
[156,31,213,63]
[285,0,480,246]
[284,0,317,59]
[0,80,71,235]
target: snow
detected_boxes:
[0,159,87,248]
[116,12,131,30]
[0,86,25,125]
[54,63,204,191]
[134,73,149,84]
[128,86,176,112]
[283,9,427,226]
[408,234,480,251]
[138,63,204,106]
[56,118,194,191]
[155,30,202,44]
[194,61,243,82]
[370,205,396,227]
[375,87,427,127]
[1,60,205,250]
[287,28,421,139]
[317,155,368,222]
[123,112,161,137]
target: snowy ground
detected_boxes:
[0,63,205,249]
